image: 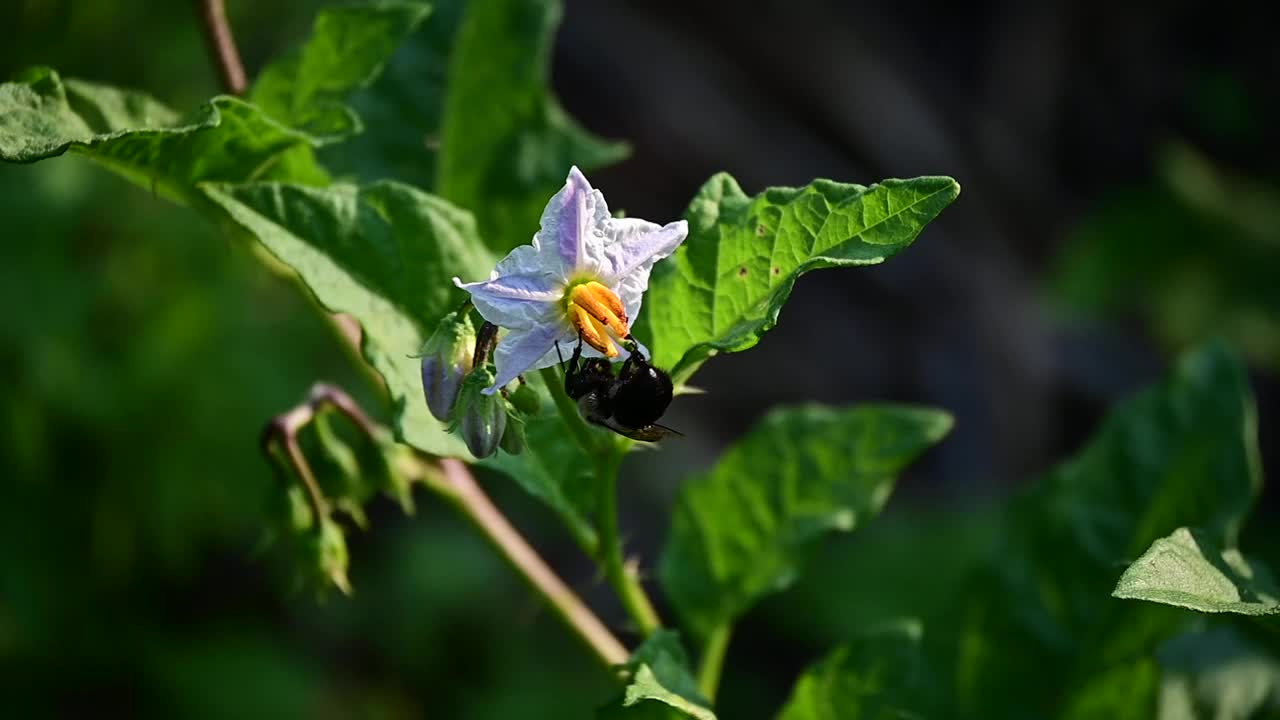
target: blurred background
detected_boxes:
[2,0,1277,717]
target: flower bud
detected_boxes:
[451,367,506,458]
[420,310,476,422]
[507,382,542,416]
[499,409,526,455]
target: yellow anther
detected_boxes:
[569,304,619,357]
[568,281,630,339]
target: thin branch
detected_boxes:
[434,458,630,667]
[196,0,248,95]
[262,382,630,669]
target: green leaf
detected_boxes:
[0,67,326,202]
[250,2,432,142]
[599,630,712,719]
[1156,626,1280,719]
[1058,659,1159,720]
[636,174,959,384]
[201,181,493,456]
[604,666,718,720]
[436,0,628,253]
[949,341,1263,718]
[321,0,467,188]
[659,405,953,637]
[1113,527,1280,616]
[777,621,927,720]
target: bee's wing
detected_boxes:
[618,422,684,442]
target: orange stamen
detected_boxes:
[569,304,619,357]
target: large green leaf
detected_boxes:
[777,621,926,720]
[659,405,953,637]
[949,342,1263,718]
[322,0,467,188]
[0,67,326,201]
[636,174,959,384]
[1114,527,1280,616]
[250,2,432,142]
[436,0,628,253]
[201,181,492,456]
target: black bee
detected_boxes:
[557,337,682,442]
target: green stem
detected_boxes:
[696,623,733,701]
[540,367,600,455]
[597,443,662,636]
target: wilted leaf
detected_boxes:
[778,621,927,720]
[436,0,628,253]
[660,405,952,636]
[202,181,492,456]
[0,67,326,201]
[250,2,432,141]
[636,174,959,384]
[1114,527,1280,616]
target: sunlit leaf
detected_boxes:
[1114,527,1280,616]
[778,621,926,720]
[436,0,628,253]
[601,665,717,720]
[202,181,492,456]
[0,67,326,202]
[250,2,432,142]
[635,174,959,384]
[660,405,952,636]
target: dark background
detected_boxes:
[2,0,1277,717]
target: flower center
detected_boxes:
[565,280,629,358]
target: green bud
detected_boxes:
[451,367,506,458]
[508,382,542,416]
[499,409,526,455]
[420,310,476,422]
[314,518,351,595]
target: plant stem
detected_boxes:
[431,458,629,668]
[596,443,662,636]
[696,623,733,701]
[196,0,248,95]
[539,367,600,456]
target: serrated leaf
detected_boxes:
[636,175,959,384]
[0,67,326,202]
[250,2,432,142]
[201,181,492,456]
[659,405,952,637]
[436,0,628,253]
[778,621,927,720]
[598,631,711,719]
[1113,527,1280,616]
[950,341,1263,718]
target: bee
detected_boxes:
[556,337,682,442]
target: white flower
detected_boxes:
[454,167,688,394]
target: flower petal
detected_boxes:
[591,218,688,323]
[485,325,566,393]
[454,273,560,330]
[536,166,611,278]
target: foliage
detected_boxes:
[2,1,1274,719]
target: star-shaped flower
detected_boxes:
[454,167,688,393]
